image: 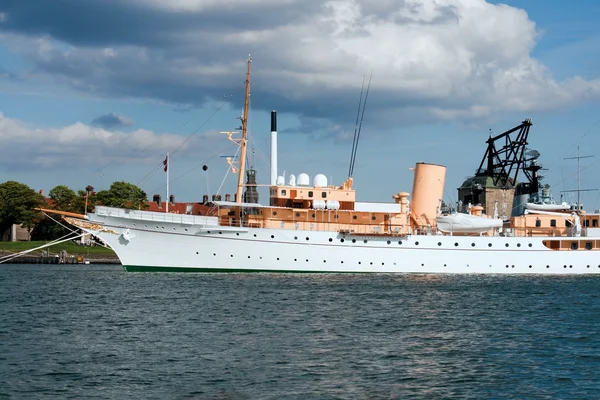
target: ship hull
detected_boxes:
[69,208,600,275]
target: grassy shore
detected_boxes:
[0,240,117,258]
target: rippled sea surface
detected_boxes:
[2,264,600,399]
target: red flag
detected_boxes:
[163,155,168,172]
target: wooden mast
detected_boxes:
[235,55,252,204]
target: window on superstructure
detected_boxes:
[585,219,590,227]
[571,242,578,250]
[321,192,327,198]
[308,191,313,197]
[586,242,592,250]
[594,219,599,227]
[550,219,557,227]
[281,190,287,196]
[535,219,541,227]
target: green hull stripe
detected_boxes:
[122,265,365,273]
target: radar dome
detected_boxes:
[276,176,284,186]
[314,174,327,188]
[297,173,310,186]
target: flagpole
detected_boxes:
[166,153,169,213]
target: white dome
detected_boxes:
[276,176,284,186]
[297,173,310,186]
[313,174,327,188]
[288,174,296,186]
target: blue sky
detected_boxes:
[0,0,599,209]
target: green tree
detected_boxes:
[0,181,45,240]
[95,181,148,209]
[49,185,78,212]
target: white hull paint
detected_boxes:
[74,207,600,274]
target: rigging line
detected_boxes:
[549,156,600,190]
[216,146,241,195]
[148,142,237,195]
[544,118,600,170]
[0,232,85,263]
[350,70,373,177]
[348,75,366,178]
[137,98,232,187]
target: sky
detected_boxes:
[0,0,599,209]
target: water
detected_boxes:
[1,264,600,399]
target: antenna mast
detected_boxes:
[235,55,252,204]
[564,146,594,209]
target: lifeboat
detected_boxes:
[437,213,503,234]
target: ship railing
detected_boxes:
[96,206,218,226]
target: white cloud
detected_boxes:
[2,0,600,126]
[0,112,225,169]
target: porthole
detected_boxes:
[506,265,509,268]
[273,211,277,216]
[341,238,345,243]
[306,259,309,262]
[294,258,297,261]
[363,240,368,244]
[213,253,216,256]
[352,239,356,243]
[271,235,275,239]
[207,231,211,234]
[323,260,326,263]
[341,261,344,264]
[155,226,159,229]
[334,215,339,219]
[353,215,357,220]
[294,236,298,240]
[144,224,147,228]
[370,262,373,265]
[528,243,532,247]
[253,234,257,237]
[247,256,251,259]
[569,265,573,268]
[306,237,309,241]
[488,243,492,247]
[505,243,509,247]
[547,265,550,268]
[185,229,188,232]
[587,265,590,268]
[371,216,376,220]
[454,243,458,247]
[295,212,300,217]
[312,213,316,218]
[398,241,402,245]
[219,231,222,234]
[512,265,515,268]
[328,238,333,242]
[444,264,447,267]
[438,242,442,246]
[133,224,136,227]
[382,263,385,266]
[564,265,567,268]
[529,265,532,268]
[387,240,391,245]
[230,255,233,257]
[161,227,165,230]
[236,233,239,236]
[415,241,419,246]
[277,257,280,260]
[471,243,475,247]
[196,252,199,254]
[358,261,362,264]
[517,243,521,247]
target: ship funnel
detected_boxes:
[270,110,278,186]
[411,163,446,227]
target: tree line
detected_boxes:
[0,181,148,241]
